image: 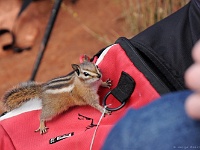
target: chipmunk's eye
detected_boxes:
[83,72,90,76]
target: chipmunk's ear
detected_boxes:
[72,64,80,75]
[81,55,90,62]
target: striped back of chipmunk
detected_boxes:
[43,71,75,94]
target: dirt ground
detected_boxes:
[0,0,134,113]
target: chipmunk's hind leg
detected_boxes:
[34,102,51,134]
[35,108,56,135]
[35,97,70,135]
[35,109,57,135]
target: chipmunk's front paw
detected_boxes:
[101,78,112,89]
[104,109,112,116]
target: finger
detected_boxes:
[185,93,200,120]
[192,40,200,63]
[185,63,200,91]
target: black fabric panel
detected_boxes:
[116,37,171,94]
[128,0,200,90]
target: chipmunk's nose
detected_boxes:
[97,74,102,78]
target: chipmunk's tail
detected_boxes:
[2,82,42,111]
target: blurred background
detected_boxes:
[0,0,189,113]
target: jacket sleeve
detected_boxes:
[0,124,15,150]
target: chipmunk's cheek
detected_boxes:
[95,78,100,82]
[94,77,101,82]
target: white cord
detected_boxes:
[89,105,110,150]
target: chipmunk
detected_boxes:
[2,55,111,134]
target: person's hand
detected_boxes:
[185,41,200,119]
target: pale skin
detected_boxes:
[185,40,200,120]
